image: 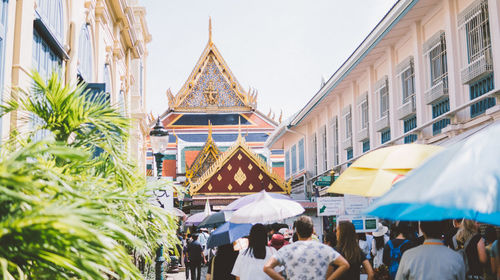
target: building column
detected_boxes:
[387,46,398,142]
[367,66,376,147]
[350,81,359,156]
[443,0,464,113]
[10,0,35,135]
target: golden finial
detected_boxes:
[208,120,213,140]
[237,115,242,141]
[209,17,212,43]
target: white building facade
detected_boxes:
[0,0,151,172]
[267,0,500,199]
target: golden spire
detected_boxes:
[208,120,213,140]
[209,17,212,43]
[237,115,242,141]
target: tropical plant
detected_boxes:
[0,72,180,279]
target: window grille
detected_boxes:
[458,0,493,84]
[298,138,305,171]
[78,25,93,82]
[432,98,451,135]
[330,116,339,166]
[291,145,297,174]
[381,129,391,144]
[344,108,352,140]
[357,93,369,130]
[403,116,417,143]
[347,148,353,161]
[311,133,318,176]
[362,140,370,153]
[376,78,389,118]
[322,125,328,171]
[397,58,415,104]
[469,73,495,117]
[285,150,290,178]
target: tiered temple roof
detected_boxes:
[189,134,290,196]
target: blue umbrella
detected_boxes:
[206,222,252,248]
[366,122,500,226]
[223,190,291,211]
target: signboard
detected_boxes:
[336,215,379,233]
[317,197,344,216]
[314,175,333,186]
[344,194,369,215]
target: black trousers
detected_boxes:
[189,263,201,280]
[185,262,190,279]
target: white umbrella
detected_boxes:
[229,191,305,224]
[167,207,186,218]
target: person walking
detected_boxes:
[186,234,205,280]
[383,222,411,279]
[263,215,350,280]
[206,243,239,280]
[371,223,389,269]
[396,221,465,280]
[333,221,374,280]
[454,219,487,279]
[184,234,192,280]
[231,223,279,280]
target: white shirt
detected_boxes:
[371,235,389,269]
[274,240,341,280]
[232,246,277,280]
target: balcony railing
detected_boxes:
[356,126,369,142]
[425,78,449,105]
[342,136,353,150]
[374,114,390,132]
[397,95,416,120]
[461,47,493,84]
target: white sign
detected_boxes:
[317,197,344,216]
[337,215,379,233]
[344,194,369,215]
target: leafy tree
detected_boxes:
[0,72,180,279]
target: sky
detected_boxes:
[142,0,397,119]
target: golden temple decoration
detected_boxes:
[208,183,213,191]
[234,168,247,186]
[185,121,221,183]
[203,80,218,105]
[209,17,212,43]
[268,183,273,190]
[228,184,233,191]
[217,174,222,181]
[237,153,242,161]
[227,164,232,171]
[248,163,253,170]
[258,173,263,180]
[165,20,255,112]
[248,184,254,190]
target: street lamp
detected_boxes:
[149,117,169,280]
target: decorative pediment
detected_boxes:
[167,20,258,112]
[185,123,222,182]
[189,135,291,196]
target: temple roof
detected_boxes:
[189,135,291,196]
[166,19,257,112]
[185,123,222,182]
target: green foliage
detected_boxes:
[0,72,181,279]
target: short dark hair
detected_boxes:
[191,234,199,241]
[294,216,314,238]
[420,221,444,239]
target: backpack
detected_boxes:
[387,239,409,279]
[454,234,476,275]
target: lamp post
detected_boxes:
[149,118,169,280]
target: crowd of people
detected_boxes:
[178,216,499,280]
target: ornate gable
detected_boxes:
[189,135,291,196]
[185,123,222,182]
[166,20,258,112]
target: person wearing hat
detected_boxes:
[268,233,289,251]
[371,223,389,269]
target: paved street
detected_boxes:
[166,266,207,280]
